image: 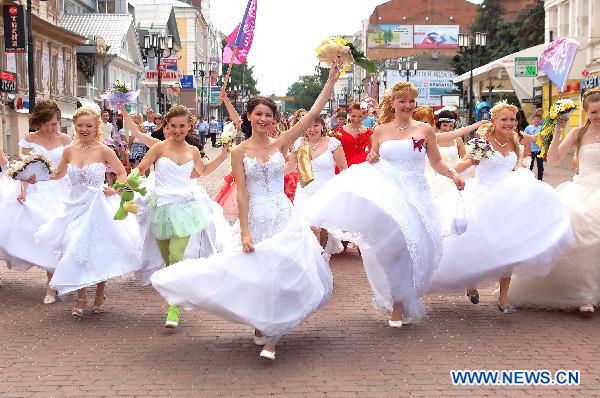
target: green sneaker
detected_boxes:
[165,305,180,328]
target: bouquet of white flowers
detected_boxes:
[316,36,377,74]
[6,153,53,181]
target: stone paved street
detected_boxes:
[0,146,598,397]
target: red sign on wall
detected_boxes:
[3,5,26,53]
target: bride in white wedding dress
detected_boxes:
[509,88,600,313]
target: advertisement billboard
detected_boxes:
[413,25,459,49]
[368,24,413,48]
[386,70,458,107]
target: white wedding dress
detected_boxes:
[428,150,574,293]
[150,150,333,342]
[509,143,600,308]
[307,139,443,319]
[293,136,343,255]
[135,158,232,285]
[426,143,461,198]
[35,163,142,295]
[0,140,70,272]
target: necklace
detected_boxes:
[350,124,362,132]
[396,122,411,132]
[493,137,509,148]
[80,143,94,152]
[308,137,324,151]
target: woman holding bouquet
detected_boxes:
[34,106,142,316]
[150,64,340,361]
[0,99,71,304]
[307,81,464,327]
[427,102,573,312]
[509,88,600,313]
[135,105,230,329]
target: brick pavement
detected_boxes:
[0,146,598,397]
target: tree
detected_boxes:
[513,0,545,49]
[285,75,325,114]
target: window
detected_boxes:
[64,52,73,96]
[50,48,58,94]
[98,0,116,13]
[35,43,43,92]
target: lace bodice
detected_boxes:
[574,143,600,186]
[68,163,106,189]
[294,137,340,182]
[243,151,285,197]
[475,151,517,183]
[242,151,292,242]
[18,139,66,166]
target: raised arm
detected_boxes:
[276,62,340,150]
[436,121,486,141]
[546,119,577,166]
[119,104,161,148]
[191,144,230,176]
[136,143,162,175]
[219,91,242,126]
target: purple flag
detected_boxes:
[538,38,579,92]
[222,0,257,65]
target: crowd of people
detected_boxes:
[0,60,599,361]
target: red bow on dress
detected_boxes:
[412,138,426,152]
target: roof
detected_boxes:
[129,0,193,9]
[132,5,174,28]
[61,14,134,56]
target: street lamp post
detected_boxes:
[458,31,486,124]
[27,0,48,112]
[354,84,364,102]
[142,33,174,114]
[398,57,418,82]
[193,61,205,116]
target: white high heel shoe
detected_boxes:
[259,349,276,360]
[579,304,594,313]
[388,319,403,328]
[43,294,57,305]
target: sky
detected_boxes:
[208,0,385,96]
[208,0,482,96]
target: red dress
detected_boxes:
[332,126,373,173]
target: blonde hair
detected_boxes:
[477,101,522,170]
[413,106,434,127]
[73,106,103,143]
[574,88,600,158]
[130,113,143,125]
[378,82,419,124]
[291,108,307,126]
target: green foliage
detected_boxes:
[513,0,545,49]
[286,75,325,114]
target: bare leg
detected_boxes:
[498,277,511,308]
[43,272,57,304]
[92,282,106,314]
[390,302,404,322]
[72,288,86,317]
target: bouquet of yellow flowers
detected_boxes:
[316,37,377,74]
[536,98,576,158]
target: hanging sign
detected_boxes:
[3,5,26,53]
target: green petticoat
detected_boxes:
[151,200,208,240]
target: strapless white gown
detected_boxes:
[428,151,574,293]
[307,139,443,319]
[35,163,142,295]
[293,136,343,255]
[510,143,600,309]
[150,151,332,343]
[135,158,232,285]
[0,140,70,272]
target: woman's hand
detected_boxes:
[17,191,26,204]
[241,231,254,253]
[451,172,465,191]
[27,175,37,184]
[555,117,568,134]
[221,143,231,156]
[103,187,118,196]
[366,151,379,164]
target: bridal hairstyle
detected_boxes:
[291,108,307,126]
[164,105,193,133]
[378,81,419,124]
[575,88,600,159]
[73,106,103,143]
[477,101,522,170]
[413,106,435,127]
[241,96,278,139]
[29,99,61,129]
[434,110,456,130]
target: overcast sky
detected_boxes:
[208,0,481,96]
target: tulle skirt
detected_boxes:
[150,207,332,342]
[35,187,142,295]
[0,179,69,272]
[306,161,443,319]
[509,175,600,309]
[428,168,574,293]
[150,199,207,240]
